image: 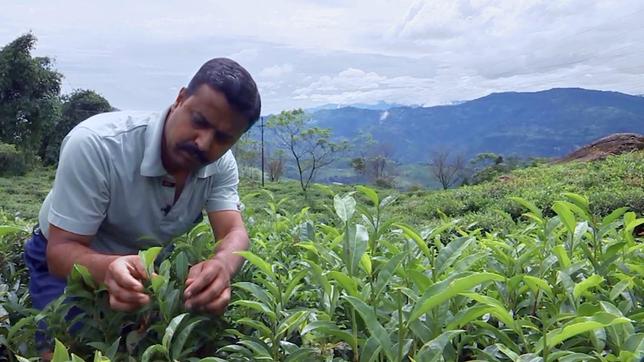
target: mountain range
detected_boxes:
[305,88,644,162]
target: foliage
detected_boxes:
[0,143,27,177]
[40,89,113,165]
[1,184,642,361]
[267,109,348,193]
[0,33,62,155]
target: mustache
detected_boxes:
[177,142,209,165]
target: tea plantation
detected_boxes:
[0,152,642,361]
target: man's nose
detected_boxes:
[195,130,214,152]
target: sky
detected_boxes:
[1,0,643,115]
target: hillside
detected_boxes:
[307,88,644,162]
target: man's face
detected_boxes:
[162,84,248,174]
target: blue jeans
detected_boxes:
[24,227,71,351]
[24,227,67,310]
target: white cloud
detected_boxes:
[1,0,643,113]
[259,64,294,78]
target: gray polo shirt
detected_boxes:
[38,108,241,254]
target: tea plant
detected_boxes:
[0,187,642,361]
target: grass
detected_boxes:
[1,152,641,228]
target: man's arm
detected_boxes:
[47,224,150,311]
[183,210,249,314]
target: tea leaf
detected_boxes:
[344,296,396,362]
[235,250,275,279]
[334,194,356,223]
[52,339,71,362]
[537,312,631,352]
[435,237,474,276]
[414,330,464,362]
[409,272,504,323]
[573,274,604,300]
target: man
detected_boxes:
[24,58,261,320]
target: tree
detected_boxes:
[0,33,62,155]
[40,89,113,165]
[267,149,285,182]
[267,109,346,193]
[231,131,261,179]
[428,149,466,189]
[350,131,396,186]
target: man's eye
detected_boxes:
[192,116,209,128]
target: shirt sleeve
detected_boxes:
[48,126,111,236]
[205,151,241,213]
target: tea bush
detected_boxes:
[1,188,642,361]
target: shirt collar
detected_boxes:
[140,108,170,177]
[140,107,221,179]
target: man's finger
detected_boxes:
[130,257,149,280]
[203,287,231,316]
[184,263,219,298]
[110,262,145,292]
[109,293,148,312]
[185,275,228,308]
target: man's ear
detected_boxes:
[173,87,189,108]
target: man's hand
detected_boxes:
[183,258,232,315]
[103,255,150,312]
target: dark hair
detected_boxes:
[186,58,261,129]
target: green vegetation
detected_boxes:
[0,153,642,361]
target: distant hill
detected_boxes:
[308,88,644,162]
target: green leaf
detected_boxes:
[510,197,543,220]
[238,339,272,359]
[234,281,275,306]
[458,292,517,330]
[237,318,272,338]
[0,225,24,237]
[172,317,206,360]
[150,274,166,295]
[344,296,396,362]
[573,274,604,300]
[138,246,162,277]
[552,201,576,234]
[601,207,629,227]
[373,253,405,300]
[162,313,188,349]
[231,300,277,321]
[277,310,309,337]
[395,223,432,261]
[342,224,368,276]
[141,344,167,362]
[536,312,631,352]
[523,275,554,298]
[553,245,571,268]
[359,336,382,362]
[356,185,379,207]
[284,270,308,304]
[328,270,359,297]
[446,305,496,330]
[408,272,504,323]
[52,339,71,362]
[494,343,520,361]
[360,252,372,275]
[70,264,97,289]
[435,237,474,276]
[562,193,591,219]
[334,194,356,223]
[175,252,189,282]
[301,320,354,345]
[414,330,464,362]
[235,250,275,279]
[284,348,319,362]
[623,333,644,354]
[610,278,633,301]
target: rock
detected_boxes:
[555,133,644,163]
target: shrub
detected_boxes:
[0,143,27,176]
